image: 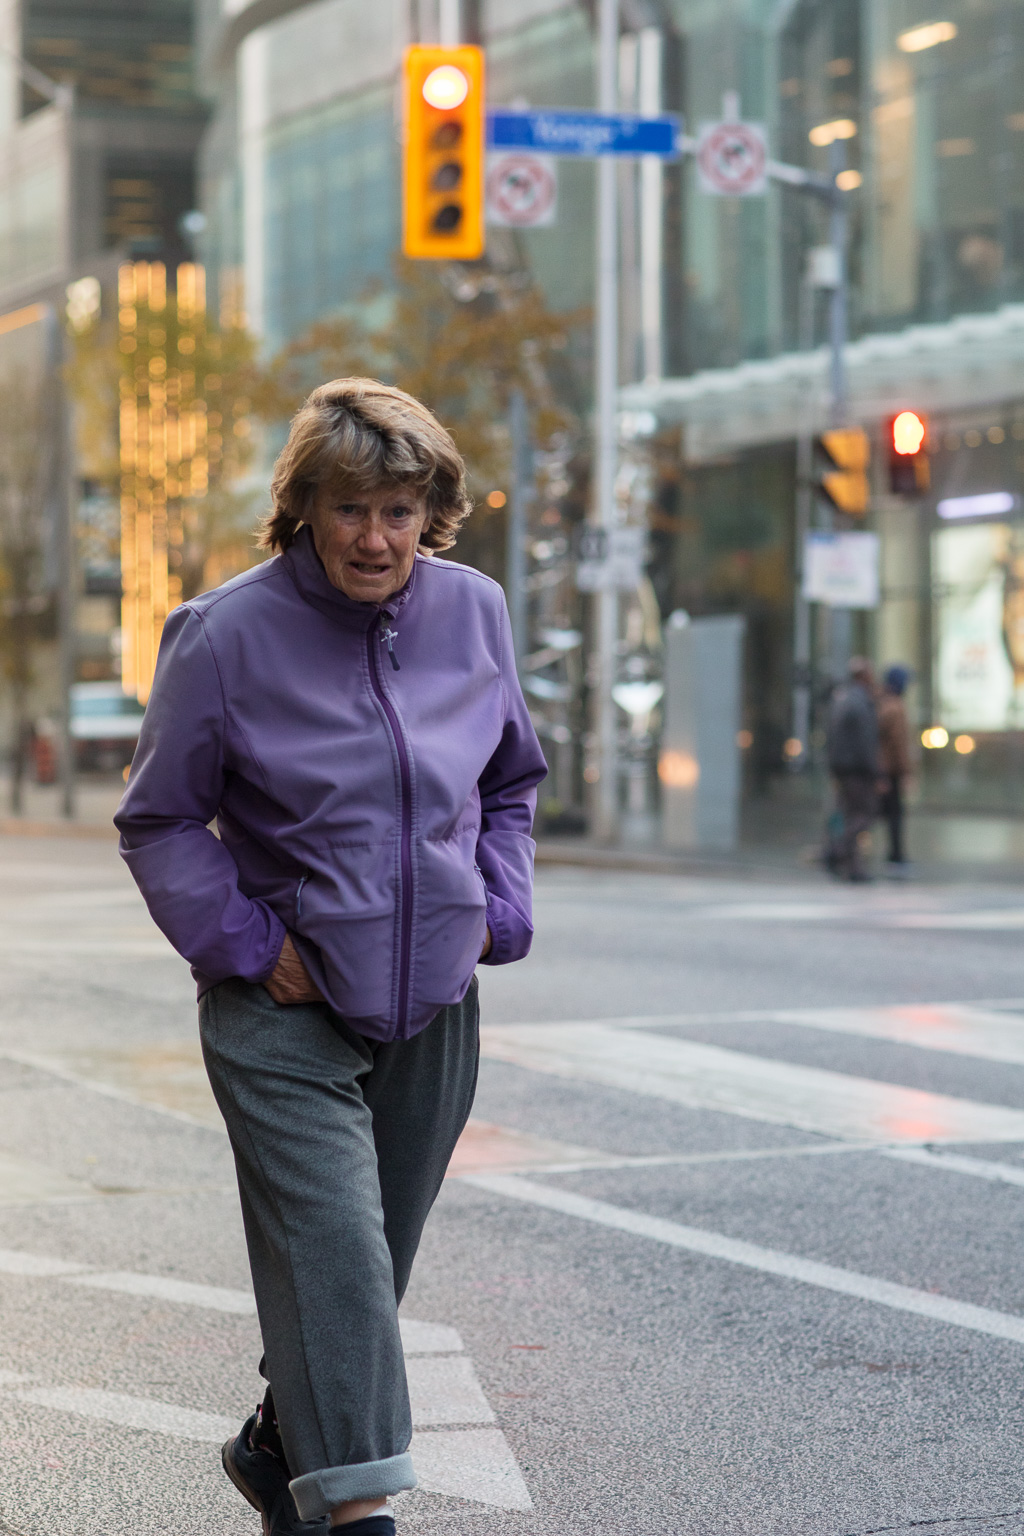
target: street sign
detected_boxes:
[486,152,557,227]
[803,530,880,609]
[695,118,768,196]
[488,108,683,159]
[576,525,646,591]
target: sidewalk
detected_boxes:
[537,807,1024,884]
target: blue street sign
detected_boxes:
[487,109,683,159]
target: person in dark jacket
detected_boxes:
[878,664,913,872]
[116,379,548,1536]
[824,656,879,881]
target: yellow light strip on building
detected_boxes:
[119,259,209,703]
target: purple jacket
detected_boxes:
[115,526,547,1042]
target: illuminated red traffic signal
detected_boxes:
[402,46,485,260]
[888,411,930,495]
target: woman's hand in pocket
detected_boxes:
[265,933,324,1005]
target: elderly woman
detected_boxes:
[116,379,547,1536]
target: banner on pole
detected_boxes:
[802,531,880,609]
[575,526,647,591]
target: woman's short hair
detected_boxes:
[261,377,472,553]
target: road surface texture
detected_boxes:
[3,832,1024,1534]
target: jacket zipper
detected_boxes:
[295,869,310,922]
[367,613,413,1034]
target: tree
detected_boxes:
[253,259,587,579]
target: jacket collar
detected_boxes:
[281,524,419,628]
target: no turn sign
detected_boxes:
[486,152,558,228]
[695,119,768,196]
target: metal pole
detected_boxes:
[592,0,619,842]
[438,0,460,46]
[791,268,814,766]
[826,139,849,428]
[638,26,663,383]
[38,304,76,820]
[507,388,530,668]
[826,138,851,676]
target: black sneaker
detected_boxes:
[222,1412,328,1535]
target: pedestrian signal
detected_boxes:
[402,46,485,260]
[818,426,870,516]
[888,411,930,495]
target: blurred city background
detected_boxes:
[1,0,1022,870]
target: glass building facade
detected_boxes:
[196,0,1024,833]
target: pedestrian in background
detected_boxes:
[878,664,913,876]
[116,379,547,1536]
[824,656,879,882]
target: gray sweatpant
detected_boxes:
[199,975,480,1520]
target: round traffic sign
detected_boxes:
[486,153,557,228]
[696,121,767,196]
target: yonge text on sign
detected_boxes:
[487,109,683,159]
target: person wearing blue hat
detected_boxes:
[878,665,913,874]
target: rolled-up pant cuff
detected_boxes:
[290,1452,417,1519]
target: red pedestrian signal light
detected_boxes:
[402,46,485,260]
[888,411,930,494]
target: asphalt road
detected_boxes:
[4,835,1024,1535]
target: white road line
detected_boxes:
[15,1386,237,1442]
[480,1023,1024,1143]
[769,1003,1024,1067]
[494,1002,1024,1067]
[411,1428,533,1511]
[466,1173,1024,1347]
[407,1357,495,1427]
[0,1248,89,1277]
[881,1147,1024,1188]
[692,902,858,922]
[892,910,1024,929]
[64,1271,256,1314]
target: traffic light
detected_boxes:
[402,46,485,260]
[817,426,870,516]
[888,410,930,495]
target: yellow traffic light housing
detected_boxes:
[819,426,870,515]
[402,46,485,261]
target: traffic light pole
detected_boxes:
[591,0,620,842]
[770,142,852,754]
[506,388,530,668]
[825,139,852,678]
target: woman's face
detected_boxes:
[309,484,429,604]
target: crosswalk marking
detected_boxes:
[0,1240,532,1512]
[410,1428,532,1511]
[65,1270,257,1314]
[767,1003,1024,1067]
[407,1356,495,1427]
[400,1319,464,1354]
[480,1022,1024,1143]
[466,1173,1024,1347]
[15,1386,237,1442]
[494,1001,1024,1066]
